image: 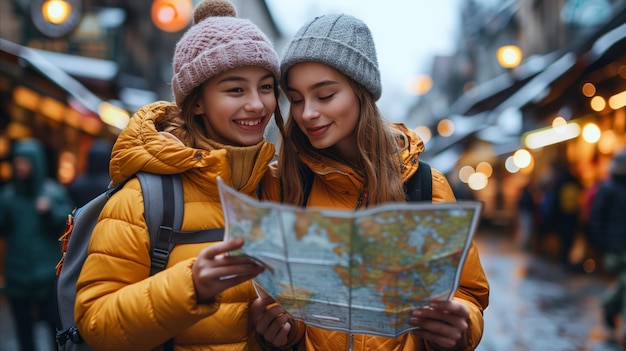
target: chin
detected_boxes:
[238,136,264,146]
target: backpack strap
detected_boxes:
[297,161,432,206]
[301,167,315,207]
[138,173,223,351]
[405,161,432,202]
[136,173,224,276]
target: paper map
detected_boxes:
[217,178,482,337]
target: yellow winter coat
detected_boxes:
[261,123,490,351]
[74,101,291,351]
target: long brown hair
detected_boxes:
[277,77,405,206]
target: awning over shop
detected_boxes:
[31,48,120,98]
[449,52,561,116]
[491,52,578,116]
[428,5,626,167]
[421,113,490,161]
[29,47,158,114]
[486,6,626,119]
[1,39,103,115]
[0,39,106,135]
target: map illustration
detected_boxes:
[217,178,482,338]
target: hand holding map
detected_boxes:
[217,178,482,338]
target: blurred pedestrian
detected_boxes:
[67,139,112,208]
[0,138,74,351]
[588,150,626,344]
[516,180,538,251]
[538,162,583,269]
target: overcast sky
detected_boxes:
[265,0,462,121]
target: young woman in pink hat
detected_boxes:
[73,0,301,349]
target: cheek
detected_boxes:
[336,98,359,128]
[262,94,277,112]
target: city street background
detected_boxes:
[1,225,623,351]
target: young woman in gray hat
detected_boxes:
[72,0,302,349]
[256,13,490,351]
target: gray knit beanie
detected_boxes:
[171,0,280,107]
[280,14,382,101]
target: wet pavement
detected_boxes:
[0,226,624,351]
[476,229,624,351]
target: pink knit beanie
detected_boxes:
[171,0,280,107]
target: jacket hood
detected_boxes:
[11,138,47,196]
[109,101,274,194]
[110,101,231,185]
[392,123,426,181]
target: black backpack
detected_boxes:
[55,172,224,351]
[299,161,433,206]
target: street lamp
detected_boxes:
[496,45,523,69]
[151,0,193,32]
[42,0,72,24]
[30,0,82,38]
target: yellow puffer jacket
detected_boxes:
[74,101,280,351]
[261,123,490,351]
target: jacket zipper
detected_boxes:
[356,193,364,209]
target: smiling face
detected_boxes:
[195,66,277,146]
[285,62,360,162]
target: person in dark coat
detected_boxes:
[589,150,626,344]
[0,138,74,351]
[67,139,112,207]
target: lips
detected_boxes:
[234,117,265,127]
[306,124,330,137]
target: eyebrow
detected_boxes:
[287,80,339,93]
[217,73,275,84]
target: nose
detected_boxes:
[244,92,264,112]
[300,100,320,122]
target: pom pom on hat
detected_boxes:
[171,0,280,107]
[193,0,237,23]
[280,14,381,101]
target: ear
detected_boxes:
[194,101,203,115]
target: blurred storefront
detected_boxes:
[0,0,282,186]
[0,38,126,186]
[412,2,626,229]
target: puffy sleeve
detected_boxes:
[74,178,219,351]
[429,167,490,349]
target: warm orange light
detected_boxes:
[151,0,193,32]
[407,75,433,96]
[496,45,522,69]
[42,0,72,24]
[608,91,626,110]
[40,97,65,122]
[414,126,432,143]
[590,96,606,111]
[437,119,454,137]
[513,149,532,168]
[98,101,130,130]
[13,86,41,111]
[581,82,596,97]
[475,162,493,178]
